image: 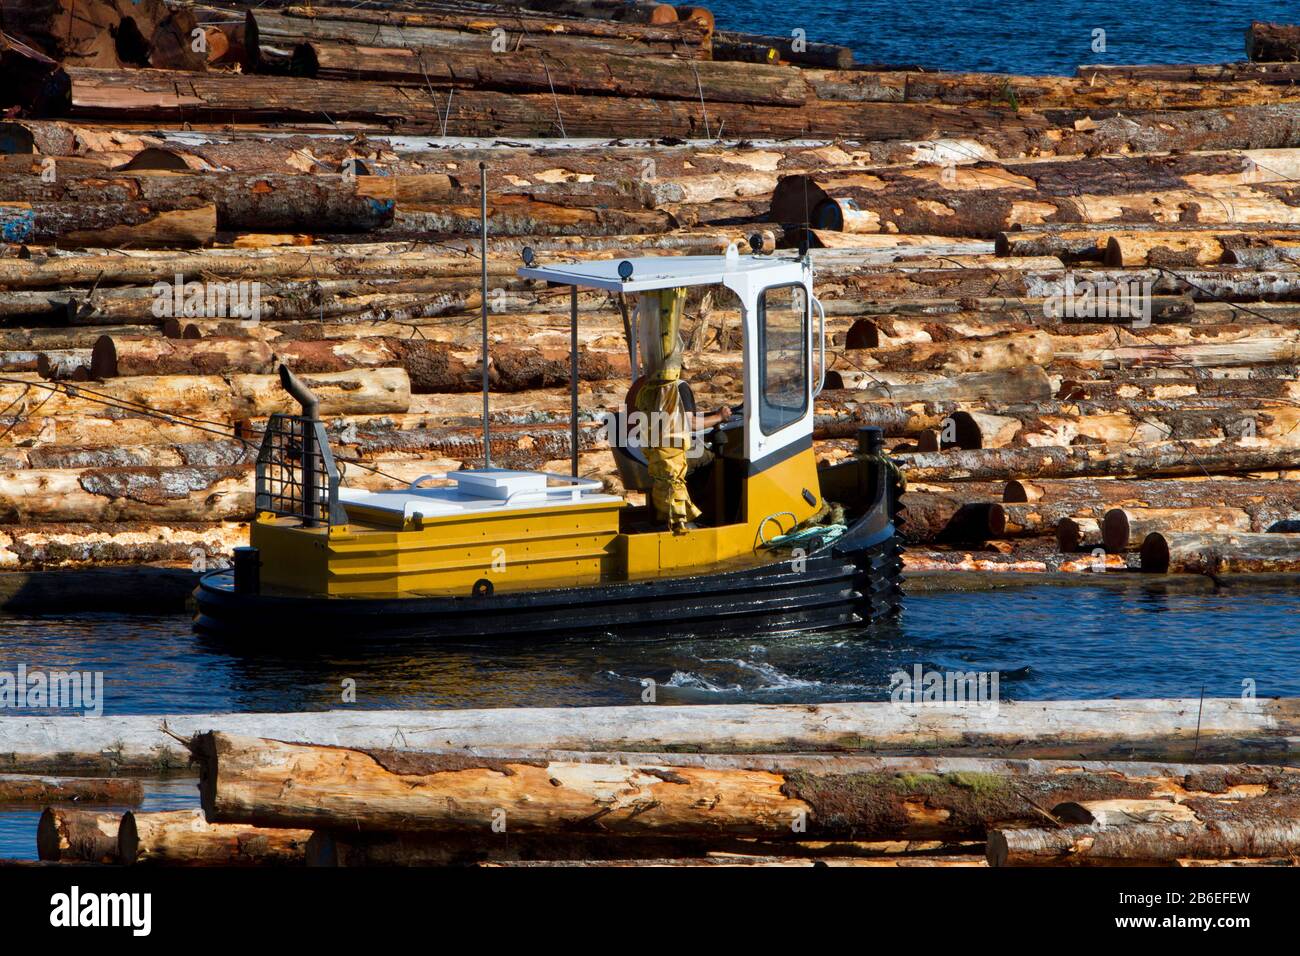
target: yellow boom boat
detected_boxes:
[194,244,903,638]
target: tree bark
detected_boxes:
[989,820,1300,866]
[290,40,806,106]
[0,774,141,804]
[248,4,712,60]
[37,808,121,863]
[50,67,1049,146]
[0,199,215,248]
[1247,22,1300,62]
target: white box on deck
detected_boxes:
[449,469,548,501]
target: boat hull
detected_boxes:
[193,522,903,641]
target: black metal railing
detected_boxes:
[254,413,345,526]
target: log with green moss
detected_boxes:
[194,733,1300,840]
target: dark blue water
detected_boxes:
[0,585,1296,714]
[717,0,1299,74]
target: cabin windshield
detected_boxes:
[757,283,809,435]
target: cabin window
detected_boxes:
[757,283,809,435]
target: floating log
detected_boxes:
[0,199,216,248]
[248,4,713,60]
[0,774,141,805]
[825,367,1054,404]
[91,336,276,378]
[989,820,1300,866]
[0,369,410,421]
[118,809,310,866]
[0,521,247,569]
[195,733,1300,841]
[7,700,1300,774]
[1077,61,1300,84]
[1005,477,1300,510]
[0,171,402,235]
[771,153,1300,238]
[1103,507,1253,553]
[713,29,852,69]
[858,330,1053,375]
[1247,22,1300,62]
[48,67,1049,146]
[1057,103,1300,154]
[898,438,1300,484]
[1141,530,1300,573]
[0,233,747,289]
[37,808,121,863]
[1052,798,1199,826]
[289,40,805,106]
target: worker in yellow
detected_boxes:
[634,287,731,533]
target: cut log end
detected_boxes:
[90,335,117,379]
[843,319,879,350]
[1102,508,1132,554]
[36,808,62,862]
[986,829,1010,867]
[1057,516,1100,553]
[1003,480,1040,503]
[117,811,141,865]
[1140,532,1173,573]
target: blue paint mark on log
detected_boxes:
[0,207,36,243]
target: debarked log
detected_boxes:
[897,438,1300,483]
[0,369,410,421]
[194,733,1300,841]
[1103,507,1253,552]
[8,699,1300,772]
[823,366,1053,403]
[1140,530,1300,573]
[853,330,1053,375]
[117,809,310,865]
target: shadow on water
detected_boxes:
[1,583,1298,713]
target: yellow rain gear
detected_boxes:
[635,287,700,533]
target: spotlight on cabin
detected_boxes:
[617,260,634,281]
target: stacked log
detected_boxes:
[1,3,1300,573]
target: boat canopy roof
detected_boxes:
[518,253,802,293]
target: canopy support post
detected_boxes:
[480,161,492,470]
[570,284,579,478]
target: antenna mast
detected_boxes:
[479,162,491,469]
